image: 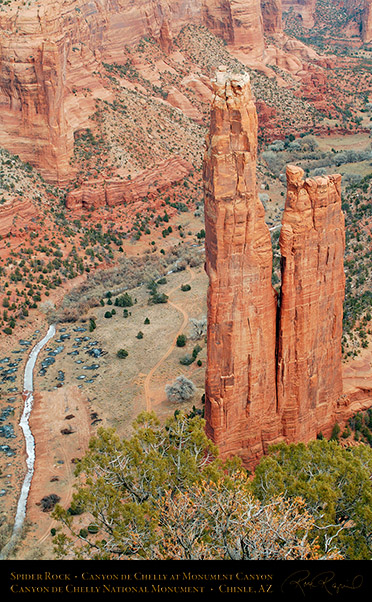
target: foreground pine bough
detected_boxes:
[52,411,372,560]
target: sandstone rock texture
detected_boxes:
[0,0,110,184]
[204,69,346,468]
[66,157,192,210]
[204,67,281,467]
[362,0,372,42]
[282,0,316,28]
[260,0,282,33]
[0,198,39,238]
[277,166,345,443]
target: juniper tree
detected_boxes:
[52,413,343,561]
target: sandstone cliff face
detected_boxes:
[204,67,281,467]
[0,0,111,184]
[362,0,372,42]
[277,165,345,442]
[261,0,282,33]
[282,0,316,28]
[202,0,265,58]
[66,157,192,210]
[0,197,39,238]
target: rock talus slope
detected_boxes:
[204,67,281,467]
[277,165,345,442]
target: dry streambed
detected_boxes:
[0,263,208,558]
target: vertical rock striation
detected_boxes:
[362,0,372,43]
[261,0,282,33]
[277,165,345,442]
[204,67,281,467]
[0,0,267,181]
[204,70,346,467]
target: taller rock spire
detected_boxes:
[204,67,281,467]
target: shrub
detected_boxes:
[165,375,196,403]
[149,292,168,304]
[136,331,144,339]
[180,354,194,366]
[114,293,133,307]
[40,494,61,512]
[181,284,191,291]
[330,423,341,441]
[176,334,187,347]
[192,344,202,359]
[144,317,150,324]
[89,318,96,332]
[117,349,128,359]
[189,317,207,340]
[104,311,112,318]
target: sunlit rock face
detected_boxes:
[204,67,281,468]
[277,165,345,443]
[260,0,282,33]
[0,0,266,183]
[204,69,345,468]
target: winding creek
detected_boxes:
[0,324,56,560]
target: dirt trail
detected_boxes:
[144,265,195,411]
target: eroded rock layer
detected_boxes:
[362,0,372,42]
[277,165,345,442]
[204,67,281,467]
[66,157,192,210]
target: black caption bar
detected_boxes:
[2,560,370,602]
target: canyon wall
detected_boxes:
[204,69,346,468]
[0,197,39,238]
[277,165,345,442]
[282,0,316,28]
[204,67,281,467]
[0,0,110,184]
[261,0,282,33]
[0,0,266,182]
[362,0,372,42]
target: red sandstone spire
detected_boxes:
[277,165,345,442]
[204,70,346,467]
[204,67,281,467]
